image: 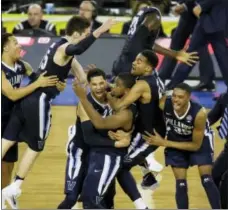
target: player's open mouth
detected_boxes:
[174,103,181,109]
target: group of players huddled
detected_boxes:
[1,4,221,209]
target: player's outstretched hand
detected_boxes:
[172,4,186,16]
[56,80,67,92]
[36,71,58,87]
[72,79,87,98]
[176,50,199,66]
[142,130,165,147]
[100,18,119,33]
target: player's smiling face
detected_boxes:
[4,36,22,61]
[172,88,190,112]
[89,76,107,101]
[131,54,149,76]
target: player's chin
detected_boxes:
[173,104,181,111]
[131,69,137,76]
[94,92,105,99]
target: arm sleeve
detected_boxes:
[81,121,115,147]
[65,34,96,56]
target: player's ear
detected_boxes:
[72,31,80,39]
[3,45,9,52]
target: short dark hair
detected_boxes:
[141,50,159,68]
[65,16,90,36]
[132,0,152,17]
[175,83,192,94]
[117,73,136,89]
[2,33,13,54]
[87,68,106,82]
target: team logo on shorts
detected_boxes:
[67,181,76,191]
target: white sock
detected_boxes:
[145,152,155,163]
[140,165,150,176]
[134,198,148,209]
[14,179,23,188]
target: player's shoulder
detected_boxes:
[190,99,203,112]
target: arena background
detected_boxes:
[1,1,227,208]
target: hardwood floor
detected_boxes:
[8,106,224,209]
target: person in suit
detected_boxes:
[12,4,57,36]
[208,92,228,209]
[159,0,215,91]
[79,0,105,32]
[121,0,167,38]
[166,0,228,90]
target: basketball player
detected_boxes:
[109,50,166,187]
[74,70,142,208]
[58,69,119,209]
[2,16,115,209]
[112,6,199,76]
[1,33,60,193]
[74,49,166,206]
[142,83,221,209]
[112,6,197,185]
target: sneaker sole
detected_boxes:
[5,196,18,209]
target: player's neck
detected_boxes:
[91,92,107,105]
[176,102,190,117]
[142,71,152,76]
[2,54,16,68]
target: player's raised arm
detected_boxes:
[2,70,58,101]
[153,43,199,66]
[61,18,117,56]
[110,80,147,111]
[143,108,207,151]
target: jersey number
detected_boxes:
[39,43,56,70]
[128,16,139,36]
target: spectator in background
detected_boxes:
[122,0,167,37]
[79,0,105,32]
[12,4,57,36]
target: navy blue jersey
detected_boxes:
[1,60,26,127]
[164,97,213,142]
[74,92,111,150]
[136,71,166,136]
[92,102,138,156]
[123,7,161,55]
[36,38,73,98]
[112,7,161,76]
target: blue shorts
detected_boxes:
[64,140,87,196]
[2,121,18,163]
[81,150,121,209]
[165,136,214,168]
[123,133,158,169]
[3,91,52,152]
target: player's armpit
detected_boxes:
[22,60,33,76]
[71,58,87,84]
